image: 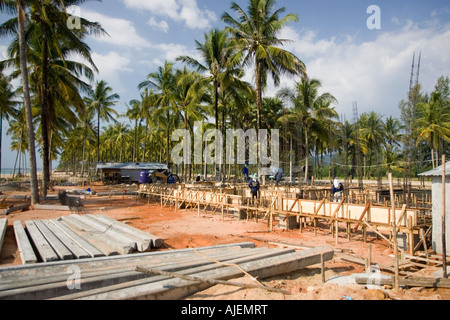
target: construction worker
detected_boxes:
[275,168,283,186]
[271,166,283,186]
[332,177,344,202]
[242,163,249,182]
[248,176,260,205]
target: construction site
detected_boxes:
[0,164,449,301]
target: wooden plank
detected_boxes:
[24,220,59,262]
[33,220,74,260]
[352,202,371,232]
[41,220,91,259]
[13,221,37,265]
[355,275,450,289]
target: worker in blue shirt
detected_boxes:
[332,177,344,202]
[248,177,260,205]
[242,163,249,182]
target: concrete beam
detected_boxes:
[58,216,128,256]
[0,247,269,300]
[33,220,73,261]
[24,221,59,263]
[40,220,90,259]
[13,221,37,265]
[72,215,139,252]
[86,214,157,250]
[33,204,71,211]
[0,218,7,255]
[48,219,105,258]
[79,246,334,300]
[1,204,29,216]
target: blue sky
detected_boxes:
[1,0,450,168]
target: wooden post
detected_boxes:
[442,154,447,278]
[335,219,339,245]
[321,253,326,283]
[389,173,400,289]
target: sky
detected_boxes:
[1,0,450,169]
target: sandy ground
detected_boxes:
[0,183,448,300]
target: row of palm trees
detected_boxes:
[0,0,449,206]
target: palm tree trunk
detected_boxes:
[17,0,39,204]
[255,61,262,179]
[39,21,51,196]
[304,127,309,183]
[81,129,86,177]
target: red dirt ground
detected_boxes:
[0,184,448,300]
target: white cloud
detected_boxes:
[148,17,170,33]
[122,0,216,30]
[0,45,7,60]
[82,9,152,48]
[271,21,450,119]
[123,0,180,19]
[178,0,217,29]
[91,51,133,94]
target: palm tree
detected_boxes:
[1,0,104,195]
[84,80,120,169]
[277,77,338,182]
[415,92,450,168]
[358,112,385,180]
[222,0,306,176]
[125,99,142,162]
[0,70,19,177]
[139,61,177,166]
[3,0,40,204]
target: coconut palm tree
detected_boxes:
[415,92,450,168]
[222,0,306,176]
[277,77,337,182]
[84,80,120,169]
[139,61,177,166]
[1,0,104,194]
[0,70,19,177]
[125,99,142,162]
[0,0,40,203]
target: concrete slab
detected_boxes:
[13,221,37,265]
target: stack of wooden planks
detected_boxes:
[0,243,334,300]
[13,214,163,265]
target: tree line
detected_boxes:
[0,0,449,205]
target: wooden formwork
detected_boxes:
[138,184,431,255]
